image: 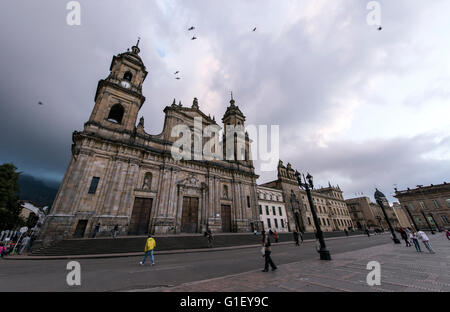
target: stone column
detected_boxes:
[71,152,97,214]
[167,169,178,218]
[153,165,165,217]
[119,160,140,216]
[215,176,220,217]
[175,185,184,231]
[94,157,114,215]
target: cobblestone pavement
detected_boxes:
[147,233,450,292]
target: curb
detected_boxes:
[2,233,377,260]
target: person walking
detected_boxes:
[417,230,435,254]
[273,231,279,243]
[140,234,156,265]
[365,229,370,237]
[410,231,422,252]
[112,224,119,239]
[344,229,349,236]
[399,228,411,247]
[18,235,30,255]
[206,229,214,248]
[93,223,100,238]
[299,231,304,244]
[293,231,300,246]
[445,229,450,240]
[262,233,277,272]
[0,243,6,258]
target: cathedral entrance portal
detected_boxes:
[221,205,232,232]
[181,197,199,233]
[74,220,88,238]
[128,197,153,235]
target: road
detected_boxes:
[0,234,391,291]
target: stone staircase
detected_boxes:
[31,231,365,256]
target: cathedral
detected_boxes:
[39,42,261,244]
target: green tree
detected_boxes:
[0,163,23,229]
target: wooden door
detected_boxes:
[74,220,88,238]
[128,197,153,235]
[181,197,199,233]
[221,205,232,232]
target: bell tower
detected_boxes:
[86,39,148,133]
[222,93,251,162]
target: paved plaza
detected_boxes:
[145,232,450,292]
[1,233,448,292]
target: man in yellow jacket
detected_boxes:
[140,234,156,266]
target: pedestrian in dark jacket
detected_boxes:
[261,230,266,243]
[206,229,213,248]
[399,228,411,247]
[293,231,300,246]
[365,229,370,237]
[262,234,277,272]
[93,223,100,238]
[112,224,119,238]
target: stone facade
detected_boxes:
[257,186,288,232]
[394,182,450,231]
[39,44,260,244]
[392,202,413,229]
[260,160,353,233]
[345,196,401,230]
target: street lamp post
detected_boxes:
[295,171,331,260]
[374,189,401,244]
[420,210,435,234]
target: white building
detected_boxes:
[257,186,288,232]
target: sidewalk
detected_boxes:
[143,233,450,292]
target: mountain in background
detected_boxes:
[18,174,60,208]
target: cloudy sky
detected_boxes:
[1,0,449,202]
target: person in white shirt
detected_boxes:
[410,231,421,252]
[417,231,435,254]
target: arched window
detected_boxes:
[107,104,124,124]
[142,172,152,190]
[123,71,133,82]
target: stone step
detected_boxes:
[31,231,365,256]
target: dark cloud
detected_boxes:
[0,0,449,204]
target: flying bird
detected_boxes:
[175,77,181,80]
[188,26,195,31]
[38,101,43,105]
[252,27,256,32]
[174,71,179,75]
[378,26,382,31]
[191,36,197,40]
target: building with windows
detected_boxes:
[260,161,353,232]
[256,186,288,232]
[345,196,401,230]
[39,43,260,244]
[394,182,450,230]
